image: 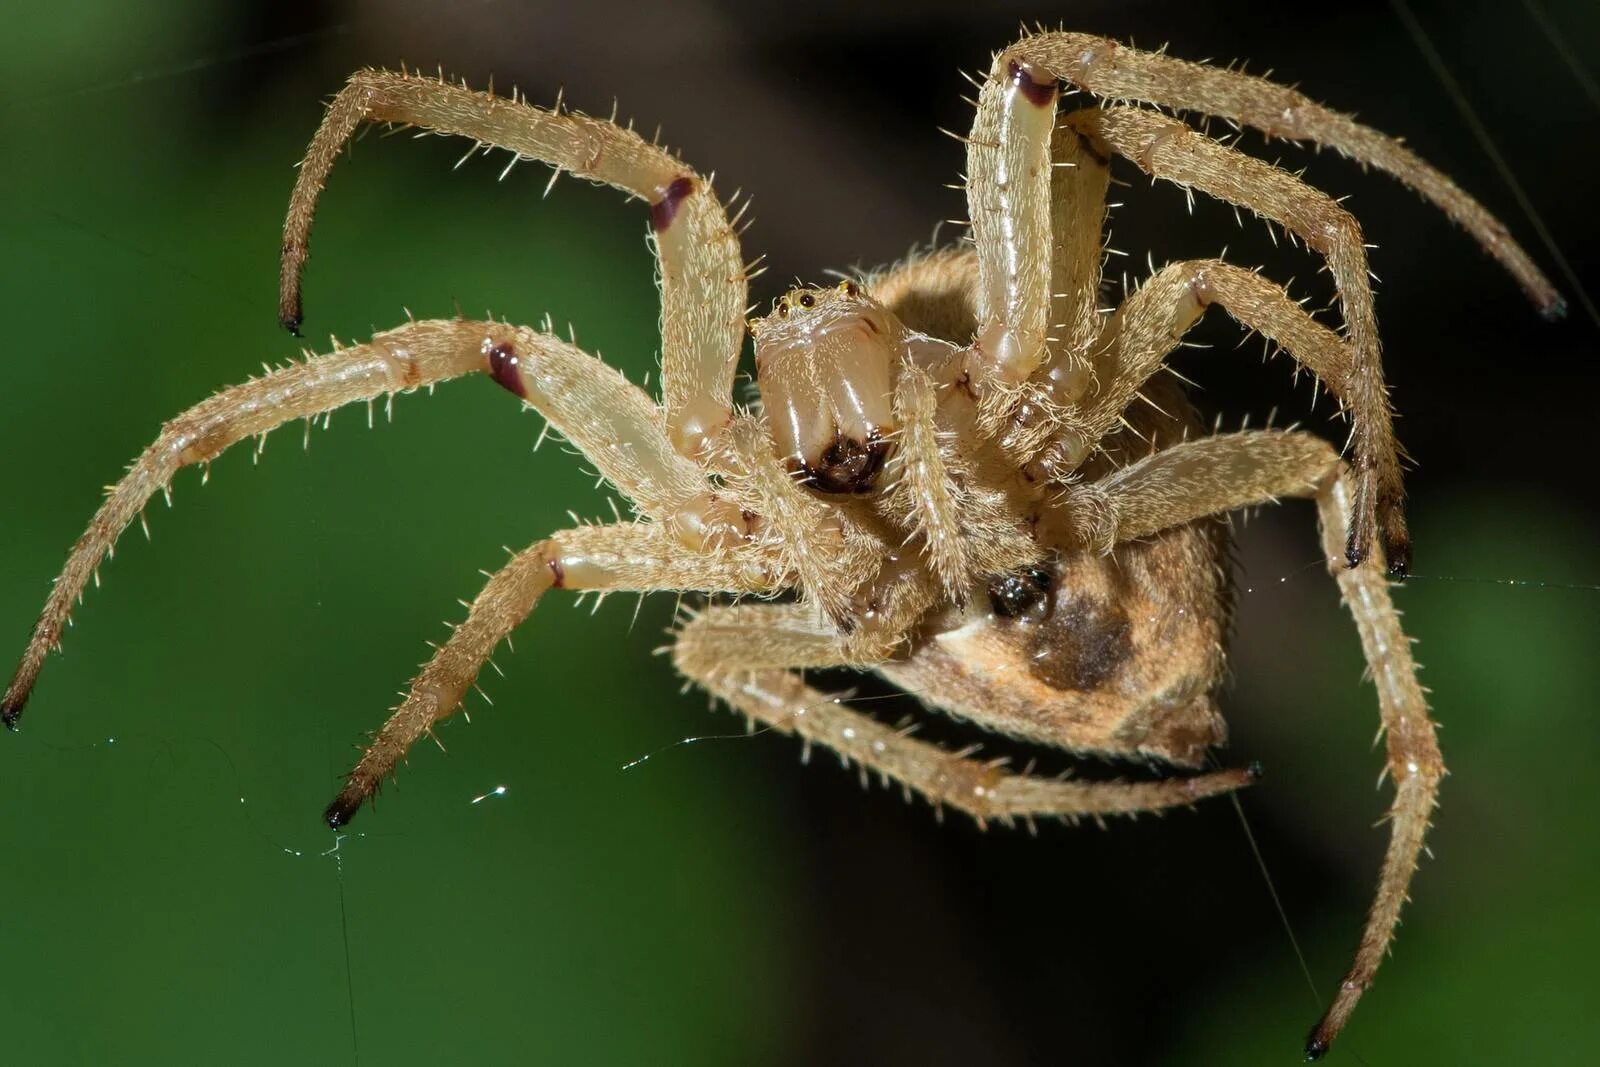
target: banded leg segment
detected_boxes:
[999,32,1562,315]
[673,605,1258,827]
[279,69,746,459]
[326,522,778,827]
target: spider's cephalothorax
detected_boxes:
[3,32,1561,1058]
[750,283,905,494]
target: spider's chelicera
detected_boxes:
[4,32,1559,1058]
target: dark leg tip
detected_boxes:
[1303,1034,1329,1062]
[323,790,362,830]
[1244,760,1264,782]
[1344,541,1367,570]
[1539,294,1568,322]
[1384,534,1412,579]
[1,695,26,732]
[280,312,303,338]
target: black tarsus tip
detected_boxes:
[1244,760,1265,782]
[1344,538,1366,570]
[1539,294,1568,322]
[323,789,362,830]
[1303,1031,1330,1062]
[1,702,22,732]
[280,311,304,338]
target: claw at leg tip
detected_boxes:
[323,790,361,830]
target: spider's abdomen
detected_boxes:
[880,513,1232,769]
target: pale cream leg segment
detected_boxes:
[279,69,746,459]
[1305,474,1443,1059]
[1065,106,1405,573]
[326,521,778,827]
[672,605,1257,828]
[1043,430,1340,552]
[968,53,1059,388]
[999,32,1562,316]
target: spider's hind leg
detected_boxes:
[672,604,1258,827]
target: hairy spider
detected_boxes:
[3,30,1558,1059]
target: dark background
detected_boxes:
[1,1,1596,1063]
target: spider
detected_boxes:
[2,30,1558,1059]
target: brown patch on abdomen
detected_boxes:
[1026,595,1133,692]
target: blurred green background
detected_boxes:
[1,2,1596,1064]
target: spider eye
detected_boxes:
[777,301,790,318]
[799,293,815,308]
[839,281,860,298]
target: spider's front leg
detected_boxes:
[4,319,491,725]
[2,318,720,728]
[280,69,746,461]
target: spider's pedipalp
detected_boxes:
[279,69,746,461]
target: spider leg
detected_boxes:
[1041,431,1439,1060]
[1066,107,1411,574]
[1042,430,1340,552]
[279,69,745,459]
[1049,255,1397,558]
[1305,472,1441,1060]
[997,31,1562,316]
[2,318,709,727]
[326,522,775,827]
[672,603,1258,828]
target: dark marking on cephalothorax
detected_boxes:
[1007,59,1057,107]
[796,431,892,494]
[1026,595,1134,692]
[547,557,566,588]
[487,341,526,398]
[987,565,1054,619]
[650,175,696,232]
